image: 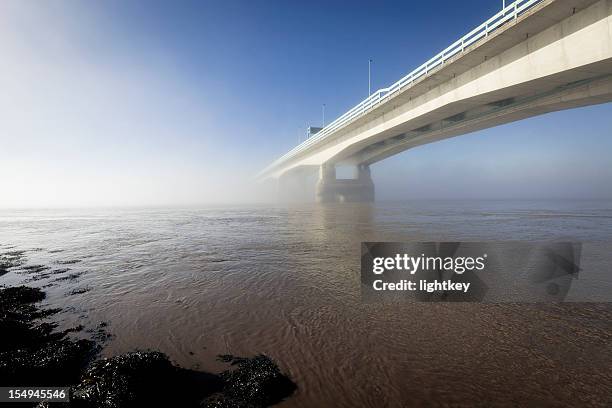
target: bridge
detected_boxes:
[258,0,612,202]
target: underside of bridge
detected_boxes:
[278,72,612,203]
[265,0,612,203]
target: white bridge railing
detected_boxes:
[260,0,544,177]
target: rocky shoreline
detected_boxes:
[0,249,296,407]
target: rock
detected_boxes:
[201,355,297,408]
[71,351,178,407]
[0,285,98,386]
[70,351,222,408]
[0,285,45,307]
[3,339,96,385]
[0,250,26,276]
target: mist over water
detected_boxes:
[1,200,611,407]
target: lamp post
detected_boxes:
[322,104,326,127]
[368,59,373,96]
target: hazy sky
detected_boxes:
[1,0,611,207]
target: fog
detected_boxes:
[1,1,610,209]
[0,1,273,208]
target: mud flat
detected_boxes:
[0,249,296,407]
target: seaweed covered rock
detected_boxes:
[70,351,222,408]
[0,285,45,307]
[0,285,97,385]
[4,339,96,385]
[71,351,178,407]
[202,355,297,408]
[69,352,296,408]
[0,250,25,276]
[0,286,50,353]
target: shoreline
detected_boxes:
[0,248,296,407]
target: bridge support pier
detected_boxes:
[316,164,375,203]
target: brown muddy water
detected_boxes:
[1,200,611,407]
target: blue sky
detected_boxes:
[0,0,610,206]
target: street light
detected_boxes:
[368,59,373,96]
[322,104,326,127]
